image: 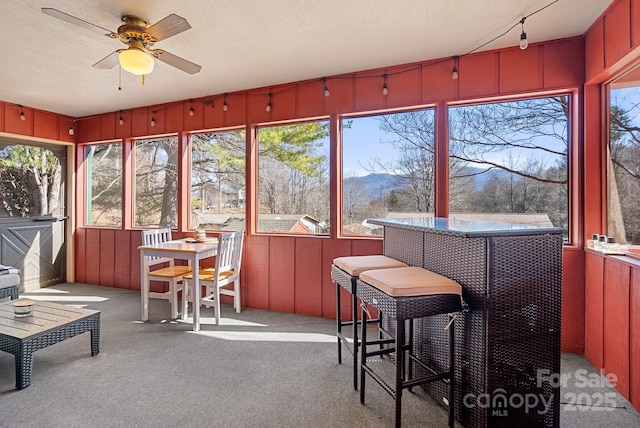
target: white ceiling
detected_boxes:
[1,0,613,118]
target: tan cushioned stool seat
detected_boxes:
[359,266,461,297]
[333,255,407,277]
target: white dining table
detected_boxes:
[138,239,218,332]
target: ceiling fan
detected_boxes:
[42,7,201,76]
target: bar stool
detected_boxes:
[331,255,408,390]
[357,266,462,428]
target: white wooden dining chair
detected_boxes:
[141,228,192,319]
[182,230,244,325]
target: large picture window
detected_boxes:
[134,136,178,228]
[608,66,640,245]
[257,120,330,234]
[85,142,122,226]
[341,109,435,236]
[448,96,570,239]
[190,129,246,231]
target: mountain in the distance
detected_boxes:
[453,166,510,187]
[344,168,511,198]
[343,173,399,198]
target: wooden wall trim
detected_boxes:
[585,0,640,84]
[0,101,74,143]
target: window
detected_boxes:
[341,109,436,236]
[257,120,330,234]
[608,66,640,244]
[190,129,246,231]
[134,136,178,228]
[448,96,570,239]
[85,142,122,226]
[0,142,65,218]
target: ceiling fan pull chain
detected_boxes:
[142,74,145,85]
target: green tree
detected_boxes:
[387,189,401,211]
[258,123,328,175]
[258,122,329,220]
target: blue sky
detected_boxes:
[341,116,400,177]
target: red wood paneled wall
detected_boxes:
[631,267,640,411]
[585,0,640,83]
[603,258,631,399]
[584,252,640,407]
[584,251,605,368]
[583,0,640,241]
[0,102,74,143]
[562,249,586,354]
[581,0,640,411]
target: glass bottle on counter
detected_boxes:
[595,235,607,251]
[587,234,599,249]
[606,236,621,252]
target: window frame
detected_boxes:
[132,133,180,229]
[605,62,640,245]
[79,140,124,228]
[254,117,331,237]
[445,91,577,246]
[337,105,437,238]
[335,92,577,245]
[187,126,247,232]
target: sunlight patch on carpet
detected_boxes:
[189,330,335,342]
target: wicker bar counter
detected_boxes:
[368,217,563,428]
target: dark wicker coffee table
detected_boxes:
[0,299,100,389]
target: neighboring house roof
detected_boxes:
[258,215,300,233]
[258,214,321,233]
[193,212,320,233]
[193,213,232,225]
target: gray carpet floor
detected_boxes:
[1,283,639,427]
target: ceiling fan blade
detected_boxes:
[92,51,120,69]
[146,14,191,41]
[42,8,114,36]
[153,50,201,74]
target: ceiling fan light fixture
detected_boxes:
[119,45,154,76]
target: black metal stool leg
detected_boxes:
[395,318,405,428]
[408,319,414,392]
[351,281,359,391]
[378,310,383,351]
[336,282,342,364]
[360,303,367,404]
[448,315,455,428]
[336,275,366,391]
